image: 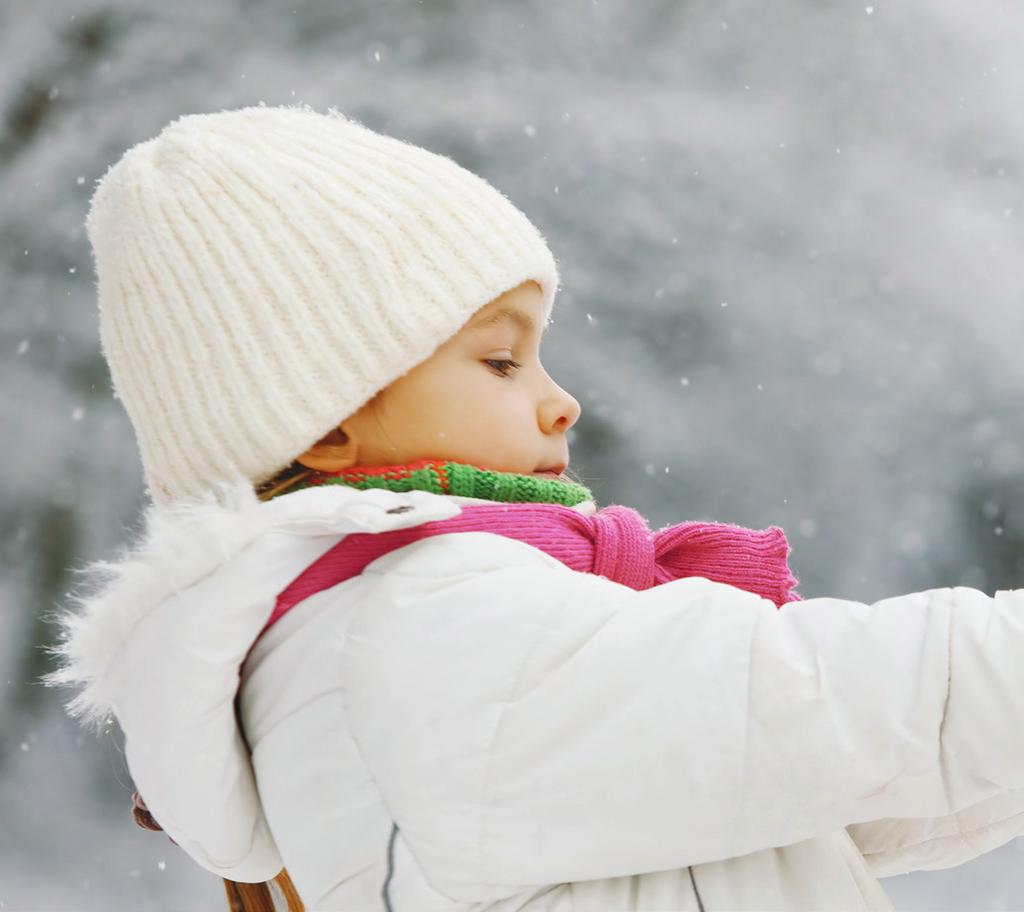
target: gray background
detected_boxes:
[2,0,1023,909]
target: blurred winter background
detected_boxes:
[2,0,1023,908]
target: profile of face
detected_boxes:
[296,279,582,479]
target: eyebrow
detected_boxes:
[467,307,546,336]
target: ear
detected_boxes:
[295,422,360,473]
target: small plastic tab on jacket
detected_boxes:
[265,485,463,536]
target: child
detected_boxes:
[45,105,1024,912]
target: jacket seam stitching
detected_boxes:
[934,587,988,861]
[688,865,707,912]
[381,822,398,912]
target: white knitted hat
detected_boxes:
[87,103,560,505]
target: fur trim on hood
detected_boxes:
[40,475,471,732]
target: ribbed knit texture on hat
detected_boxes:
[86,103,560,505]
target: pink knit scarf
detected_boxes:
[258,502,802,640]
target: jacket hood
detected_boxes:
[42,475,596,732]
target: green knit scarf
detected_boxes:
[288,457,594,507]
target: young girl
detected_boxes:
[45,104,1024,912]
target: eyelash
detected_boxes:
[484,358,521,378]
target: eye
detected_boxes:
[483,358,521,378]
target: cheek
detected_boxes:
[475,383,536,432]
[406,357,534,436]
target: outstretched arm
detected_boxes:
[342,534,1024,900]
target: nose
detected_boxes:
[539,379,582,435]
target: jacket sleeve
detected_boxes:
[340,533,1024,901]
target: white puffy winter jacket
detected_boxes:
[48,480,1024,911]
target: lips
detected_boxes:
[533,464,567,478]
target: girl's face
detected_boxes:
[325,280,581,478]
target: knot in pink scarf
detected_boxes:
[582,505,800,601]
[260,502,802,640]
